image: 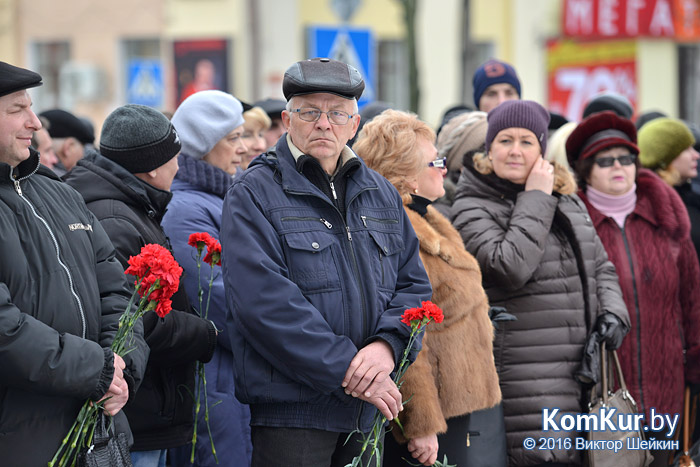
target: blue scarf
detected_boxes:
[175,154,233,198]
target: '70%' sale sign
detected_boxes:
[547,39,637,122]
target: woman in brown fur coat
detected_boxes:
[354,109,503,467]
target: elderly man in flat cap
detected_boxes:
[0,61,147,465]
[220,58,432,466]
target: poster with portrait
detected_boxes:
[173,39,230,106]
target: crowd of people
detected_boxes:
[1,53,699,467]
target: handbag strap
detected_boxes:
[601,342,609,405]
[610,348,628,392]
[684,386,691,454]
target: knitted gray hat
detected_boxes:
[172,90,244,159]
[485,100,550,154]
[100,104,181,173]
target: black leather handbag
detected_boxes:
[587,343,654,467]
[78,412,132,467]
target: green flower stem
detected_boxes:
[345,317,438,467]
[189,248,220,462]
[190,361,203,463]
[202,365,218,463]
[49,278,161,467]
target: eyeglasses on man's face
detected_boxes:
[593,154,637,168]
[290,108,354,125]
[427,157,447,169]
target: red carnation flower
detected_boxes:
[188,232,215,254]
[421,300,444,323]
[155,299,172,318]
[125,244,182,317]
[203,241,222,267]
[400,301,444,327]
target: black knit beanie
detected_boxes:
[100,104,181,173]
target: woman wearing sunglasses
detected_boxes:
[452,101,630,467]
[567,111,700,467]
[354,109,503,467]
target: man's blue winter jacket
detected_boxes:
[221,138,432,433]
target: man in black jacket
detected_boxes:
[0,62,148,465]
[64,104,217,467]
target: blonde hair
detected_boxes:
[243,106,271,130]
[353,109,436,196]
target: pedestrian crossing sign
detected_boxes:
[308,26,375,106]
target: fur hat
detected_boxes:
[0,61,42,97]
[437,111,487,172]
[172,90,244,159]
[566,111,639,167]
[485,100,549,154]
[582,92,634,120]
[283,57,364,101]
[472,59,521,109]
[100,104,181,174]
[638,118,695,170]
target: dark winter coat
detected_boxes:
[451,158,629,466]
[393,202,501,441]
[64,151,217,451]
[0,150,147,465]
[220,138,432,434]
[579,169,700,420]
[676,182,700,264]
[161,154,252,466]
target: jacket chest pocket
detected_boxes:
[283,231,341,292]
[367,229,404,291]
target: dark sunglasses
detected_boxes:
[594,154,637,168]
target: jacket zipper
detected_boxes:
[281,216,333,229]
[13,177,87,338]
[620,223,645,414]
[360,215,399,226]
[286,182,376,431]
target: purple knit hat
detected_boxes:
[485,100,550,155]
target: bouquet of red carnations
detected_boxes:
[49,244,182,467]
[186,232,223,463]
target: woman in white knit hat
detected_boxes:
[163,90,252,467]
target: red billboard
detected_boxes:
[562,0,700,40]
[547,40,637,122]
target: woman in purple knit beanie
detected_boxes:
[451,100,630,466]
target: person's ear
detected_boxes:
[349,114,361,138]
[281,110,292,130]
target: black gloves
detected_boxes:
[595,313,628,351]
[576,313,628,385]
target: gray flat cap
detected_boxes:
[283,57,364,101]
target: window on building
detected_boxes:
[679,44,700,126]
[377,39,409,110]
[30,41,71,111]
